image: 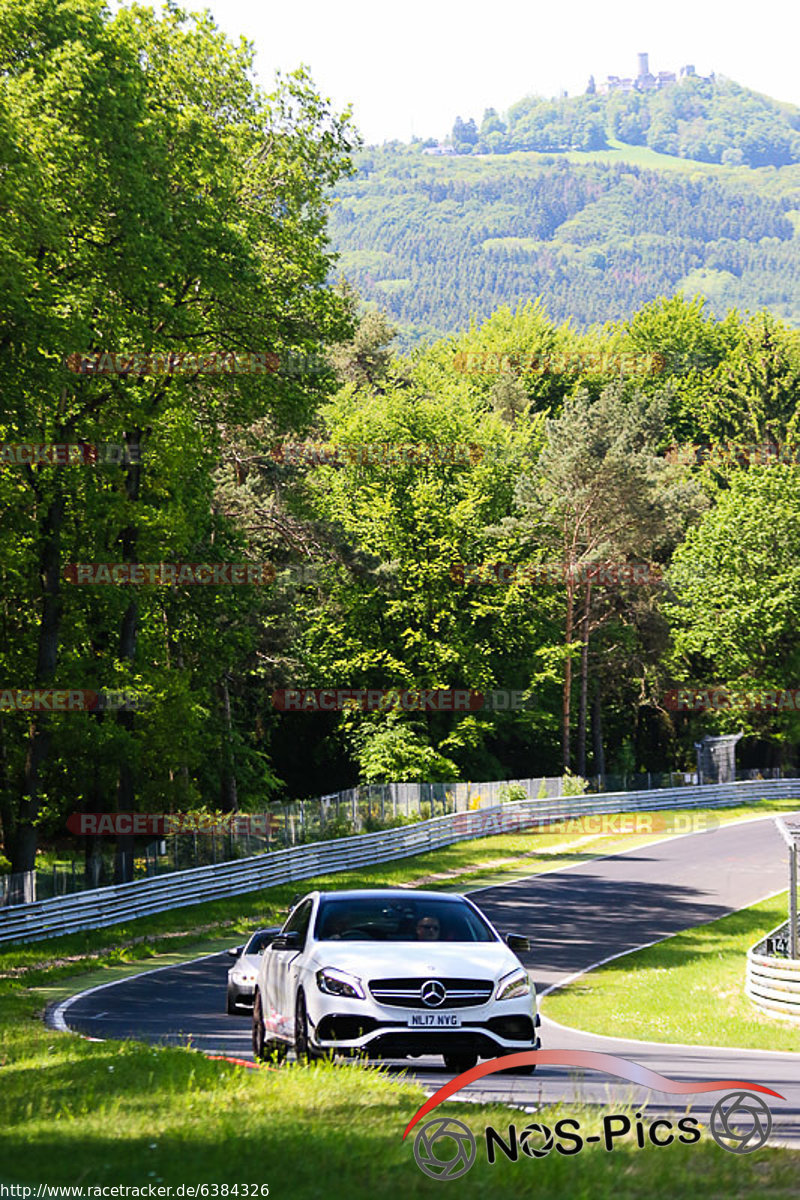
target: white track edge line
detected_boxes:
[48,950,225,1033]
[538,886,800,1058]
[466,809,795,894]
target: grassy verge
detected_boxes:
[1,797,798,1193]
[543,891,800,1053]
[3,980,800,1195]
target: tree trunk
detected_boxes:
[576,579,592,778]
[591,685,605,782]
[11,492,65,875]
[562,569,574,772]
[85,764,105,889]
[114,431,142,884]
[220,677,239,812]
[115,599,137,884]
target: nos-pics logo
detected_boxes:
[404,1050,781,1180]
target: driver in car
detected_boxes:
[325,912,350,939]
[415,915,441,940]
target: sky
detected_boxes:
[155,0,799,144]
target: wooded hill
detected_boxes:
[329,86,800,346]
[450,76,800,166]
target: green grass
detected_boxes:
[561,139,724,172]
[2,981,800,1195]
[543,891,800,1053]
[1,797,799,1193]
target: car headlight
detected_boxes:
[231,970,257,984]
[496,968,531,1001]
[316,967,365,999]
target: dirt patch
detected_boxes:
[397,836,597,888]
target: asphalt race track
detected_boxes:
[54,816,800,1144]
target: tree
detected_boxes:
[329,304,398,388]
[452,115,478,150]
[0,0,356,874]
[664,466,800,746]
[512,384,703,771]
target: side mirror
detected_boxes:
[228,945,244,958]
[270,930,302,951]
[257,926,282,952]
[505,933,530,953]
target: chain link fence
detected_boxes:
[1,768,796,907]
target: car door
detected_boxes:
[269,898,314,1039]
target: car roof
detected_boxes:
[314,889,470,903]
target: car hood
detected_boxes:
[230,953,261,973]
[308,941,524,982]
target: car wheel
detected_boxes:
[226,988,239,1016]
[443,1052,478,1074]
[294,991,319,1064]
[252,990,268,1059]
[252,991,288,1064]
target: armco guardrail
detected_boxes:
[1,777,798,946]
[746,921,800,1022]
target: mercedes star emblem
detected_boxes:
[420,979,447,1007]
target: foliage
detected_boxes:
[449,77,800,167]
[1,6,799,869]
[497,783,528,804]
[328,147,800,345]
[560,771,590,796]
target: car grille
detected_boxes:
[369,977,494,1009]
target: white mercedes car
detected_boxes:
[252,888,541,1072]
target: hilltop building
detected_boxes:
[597,54,708,96]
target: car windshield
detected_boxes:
[243,930,274,955]
[315,898,497,942]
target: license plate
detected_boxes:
[408,1012,461,1027]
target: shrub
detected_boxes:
[498,783,528,804]
[561,770,589,796]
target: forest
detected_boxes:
[449,76,800,166]
[329,147,800,344]
[1,1,799,879]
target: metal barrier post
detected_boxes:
[791,844,798,960]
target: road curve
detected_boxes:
[53,815,800,1144]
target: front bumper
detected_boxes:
[308,996,541,1059]
[228,978,256,1008]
